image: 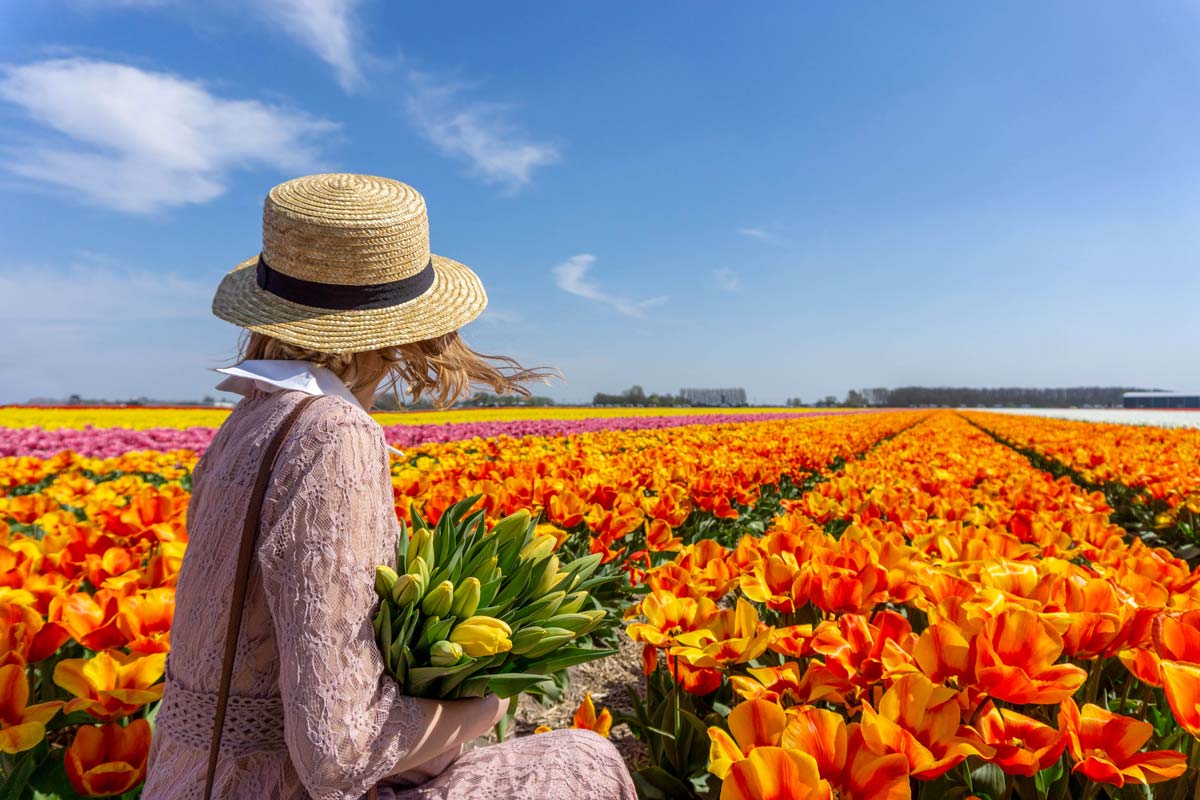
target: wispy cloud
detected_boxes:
[0,260,212,323]
[475,306,524,325]
[69,0,365,89]
[249,0,364,91]
[552,254,667,318]
[737,225,787,245]
[713,267,741,292]
[0,58,337,214]
[404,69,560,193]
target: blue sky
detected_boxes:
[2,2,1199,405]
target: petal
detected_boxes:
[1123,749,1189,785]
[53,658,96,701]
[708,727,744,780]
[0,720,47,754]
[728,698,788,751]
[1159,660,1200,737]
[0,663,29,721]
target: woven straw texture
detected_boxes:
[212,174,487,353]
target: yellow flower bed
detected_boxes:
[0,405,813,431]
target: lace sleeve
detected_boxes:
[257,396,425,800]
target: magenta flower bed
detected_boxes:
[0,411,846,460]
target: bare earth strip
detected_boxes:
[967,407,1200,429]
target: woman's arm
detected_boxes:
[256,398,458,800]
[387,693,507,778]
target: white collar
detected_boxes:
[213,359,405,457]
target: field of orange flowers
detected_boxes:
[1,406,1199,799]
[963,411,1200,555]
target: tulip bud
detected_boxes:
[540,612,600,635]
[519,535,556,563]
[524,627,576,659]
[374,565,399,600]
[450,577,481,618]
[531,555,561,597]
[421,580,455,618]
[406,555,431,587]
[409,527,435,567]
[391,573,425,607]
[449,616,513,658]
[510,626,547,655]
[430,640,464,667]
[470,556,499,584]
[557,592,588,615]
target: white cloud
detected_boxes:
[475,307,524,325]
[713,267,740,292]
[250,0,364,91]
[0,261,212,323]
[0,58,337,214]
[552,254,667,318]
[404,69,560,193]
[737,225,786,245]
[66,0,364,89]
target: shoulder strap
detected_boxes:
[204,393,323,800]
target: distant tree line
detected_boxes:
[373,391,556,411]
[593,385,686,407]
[834,386,1152,408]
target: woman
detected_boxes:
[143,174,636,800]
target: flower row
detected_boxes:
[0,410,918,796]
[0,410,835,460]
[0,404,812,432]
[624,411,1200,798]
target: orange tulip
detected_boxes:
[1153,610,1200,661]
[797,536,891,615]
[975,701,1066,776]
[730,663,804,704]
[116,587,175,654]
[49,588,130,651]
[767,624,815,659]
[739,552,805,613]
[973,607,1087,705]
[721,748,830,800]
[54,649,166,721]
[671,598,772,669]
[645,519,683,552]
[0,601,70,664]
[773,706,910,800]
[708,698,789,779]
[800,611,915,708]
[667,654,724,696]
[859,673,992,780]
[65,720,152,797]
[626,591,718,648]
[1041,578,1156,660]
[841,725,911,800]
[1059,700,1187,787]
[0,662,62,754]
[571,693,613,738]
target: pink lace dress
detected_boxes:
[143,387,635,800]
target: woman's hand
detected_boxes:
[385,694,509,784]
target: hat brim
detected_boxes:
[211,253,488,353]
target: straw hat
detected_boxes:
[212,173,487,352]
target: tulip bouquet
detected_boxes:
[372,496,617,700]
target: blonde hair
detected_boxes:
[225,330,556,409]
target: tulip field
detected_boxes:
[1,404,1200,799]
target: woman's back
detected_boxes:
[144,386,422,799]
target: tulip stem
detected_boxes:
[1079,779,1099,800]
[1112,674,1135,713]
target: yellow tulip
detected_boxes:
[449,616,513,658]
